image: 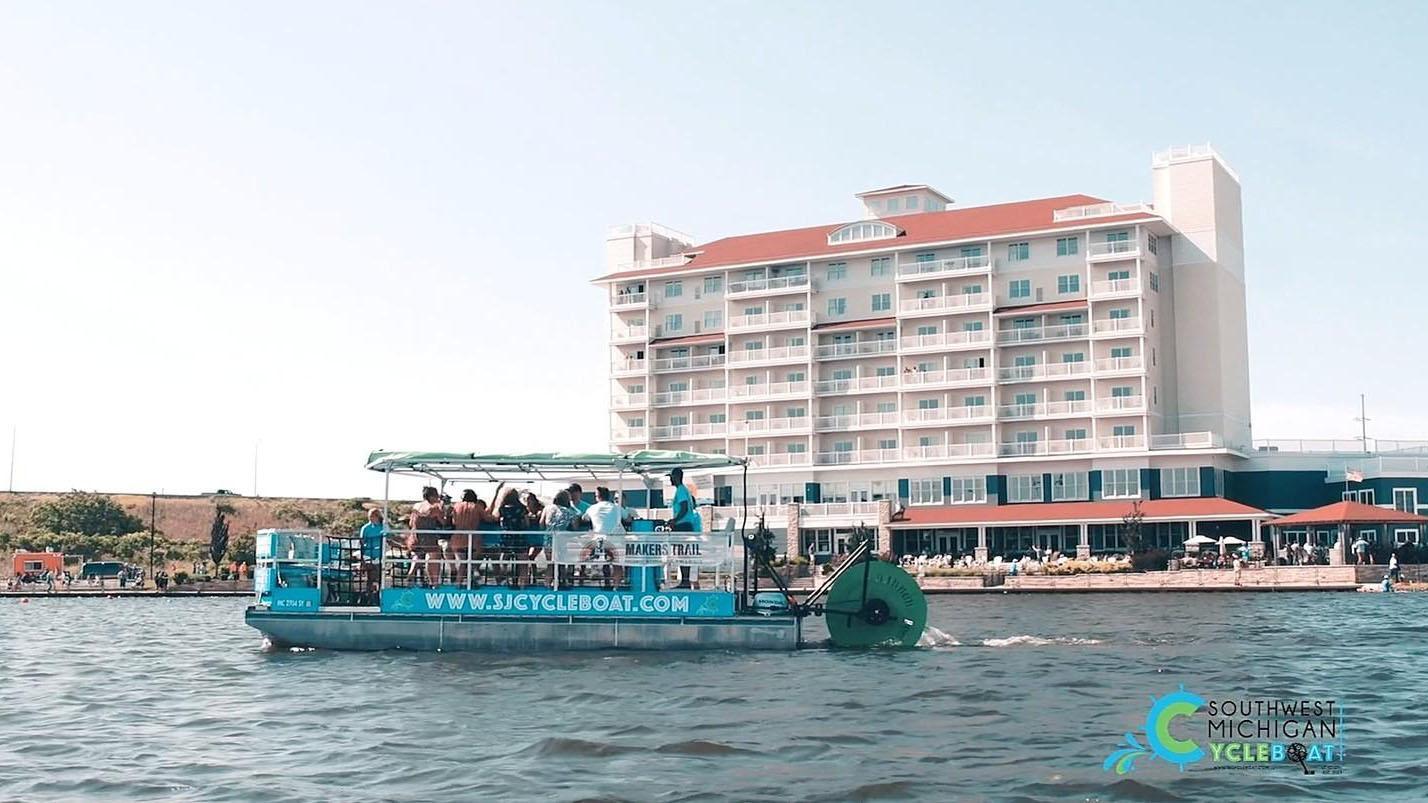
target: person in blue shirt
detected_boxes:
[667,469,702,589]
[567,483,591,515]
[359,509,386,603]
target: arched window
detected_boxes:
[827,220,900,245]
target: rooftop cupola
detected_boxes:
[855,184,953,219]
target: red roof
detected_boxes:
[596,195,1159,281]
[649,332,723,346]
[812,316,897,332]
[1270,501,1428,527]
[994,299,1089,316]
[892,497,1269,528]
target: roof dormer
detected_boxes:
[855,184,954,219]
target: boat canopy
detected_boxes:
[365,449,747,481]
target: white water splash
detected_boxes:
[980,635,1103,647]
[917,625,961,649]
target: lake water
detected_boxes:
[1,593,1423,801]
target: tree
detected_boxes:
[1121,501,1146,555]
[209,507,230,567]
[226,532,256,565]
[30,492,145,537]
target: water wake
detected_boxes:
[980,635,1103,647]
[917,625,961,649]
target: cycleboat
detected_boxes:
[244,450,926,652]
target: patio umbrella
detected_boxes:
[1184,535,1217,546]
[1219,536,1246,545]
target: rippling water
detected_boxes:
[1,593,1423,801]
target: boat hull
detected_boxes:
[245,608,801,652]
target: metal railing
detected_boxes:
[611,358,648,373]
[727,380,810,400]
[815,411,902,431]
[901,366,993,387]
[611,292,649,308]
[998,400,1093,419]
[1094,355,1144,373]
[651,353,726,371]
[902,406,994,425]
[727,309,811,330]
[1152,432,1224,450]
[1095,395,1145,412]
[901,330,994,350]
[896,254,992,279]
[610,393,649,408]
[799,501,881,518]
[1098,434,1147,450]
[1052,201,1154,222]
[1090,278,1141,296]
[815,448,901,466]
[728,416,812,436]
[995,323,1089,345]
[727,344,811,365]
[749,452,813,467]
[902,442,997,461]
[814,339,898,360]
[610,427,648,442]
[650,422,727,440]
[996,361,1092,382]
[610,325,649,341]
[726,274,810,296]
[997,438,1093,457]
[814,374,900,394]
[899,292,992,314]
[1091,317,1143,335]
[652,387,726,405]
[1088,240,1140,258]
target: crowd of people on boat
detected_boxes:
[358,469,703,590]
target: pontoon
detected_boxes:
[244,450,926,651]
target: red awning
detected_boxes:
[812,316,897,332]
[891,497,1270,528]
[1269,501,1428,528]
[994,299,1089,316]
[649,332,724,346]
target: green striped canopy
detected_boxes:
[365,449,746,477]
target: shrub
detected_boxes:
[1131,549,1170,573]
[30,492,145,537]
[174,571,190,585]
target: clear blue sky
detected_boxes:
[1,1,1425,498]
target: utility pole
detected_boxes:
[7,425,14,492]
[1354,394,1370,453]
[149,491,157,590]
[253,439,260,498]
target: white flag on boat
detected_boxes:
[1345,468,1364,482]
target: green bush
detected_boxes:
[174,571,190,585]
[30,492,145,537]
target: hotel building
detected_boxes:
[594,146,1428,560]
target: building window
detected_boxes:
[1009,279,1031,299]
[870,257,891,277]
[827,297,847,317]
[1109,307,1130,320]
[709,413,726,424]
[909,477,943,505]
[1149,272,1159,292]
[828,221,899,245]
[960,245,984,258]
[747,445,765,456]
[1112,424,1136,437]
[872,292,891,312]
[1147,234,1158,255]
[1107,231,1130,243]
[964,395,986,407]
[905,195,919,210]
[664,280,682,298]
[1102,468,1141,499]
[875,366,896,377]
[786,443,806,453]
[1008,242,1030,261]
[1062,352,1085,363]
[1057,274,1080,294]
[949,476,986,504]
[1065,428,1087,440]
[1394,488,1419,514]
[1065,390,1085,402]
[1056,236,1078,256]
[826,262,848,281]
[877,438,897,450]
[785,406,806,418]
[1007,474,1043,503]
[1110,346,1132,359]
[703,276,722,295]
[1161,467,1201,497]
[664,314,683,332]
[704,310,722,330]
[1051,472,1089,501]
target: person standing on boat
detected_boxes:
[667,468,702,589]
[567,483,590,515]
[450,490,484,586]
[408,486,448,586]
[581,487,629,587]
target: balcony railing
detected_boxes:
[1152,432,1224,450]
[814,448,901,466]
[901,366,993,388]
[1095,395,1145,413]
[814,411,902,431]
[712,504,789,524]
[997,400,1093,420]
[650,423,727,440]
[1090,278,1141,297]
[1052,201,1154,222]
[726,274,810,297]
[902,442,996,461]
[727,344,811,365]
[727,380,809,400]
[996,361,1092,382]
[749,452,812,468]
[728,416,812,436]
[899,292,992,315]
[900,330,994,351]
[652,387,727,406]
[995,323,1089,345]
[799,501,882,518]
[814,374,900,394]
[611,358,648,374]
[727,309,811,330]
[1087,240,1141,260]
[902,406,994,426]
[997,438,1093,457]
[611,292,649,309]
[1091,317,1143,336]
[1097,434,1147,450]
[651,353,726,371]
[610,325,648,342]
[610,427,648,443]
[896,254,992,281]
[1094,355,1144,373]
[814,339,898,360]
[609,393,648,408]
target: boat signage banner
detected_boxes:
[379,587,736,618]
[552,533,731,568]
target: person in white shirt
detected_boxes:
[578,487,630,587]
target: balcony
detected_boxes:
[814,339,898,360]
[997,399,1093,420]
[713,504,789,524]
[1091,317,1144,337]
[611,291,649,309]
[651,353,726,372]
[1090,278,1141,298]
[899,292,993,317]
[995,323,1089,345]
[998,438,1093,457]
[1151,432,1224,450]
[610,392,648,409]
[749,452,813,468]
[814,374,900,395]
[896,254,992,282]
[610,325,648,343]
[815,448,901,466]
[652,387,727,406]
[610,427,648,444]
[902,406,994,427]
[727,309,811,331]
[1095,395,1146,414]
[901,366,993,389]
[1087,240,1141,262]
[726,274,810,298]
[800,501,882,519]
[997,361,1092,383]
[611,357,647,376]
[1094,355,1144,375]
[727,344,811,366]
[728,380,810,401]
[900,330,994,353]
[814,411,902,432]
[729,416,813,436]
[902,442,996,461]
[650,423,727,441]
[1097,434,1147,451]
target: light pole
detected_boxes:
[148,491,157,590]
